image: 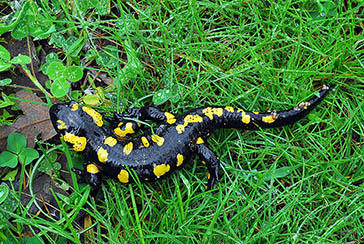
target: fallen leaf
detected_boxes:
[0,90,56,150]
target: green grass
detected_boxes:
[1,0,364,243]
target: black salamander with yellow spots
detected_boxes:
[49,85,331,190]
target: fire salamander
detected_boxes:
[49,85,331,190]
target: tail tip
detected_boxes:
[322,84,332,90]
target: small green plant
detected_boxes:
[0,133,39,169]
[0,44,31,76]
[153,83,181,105]
[8,1,55,40]
[0,183,19,242]
[0,132,39,227]
[49,34,85,59]
[0,109,14,126]
[0,133,40,243]
[0,183,10,205]
[0,44,50,100]
[0,1,29,36]
[152,70,181,105]
[46,61,84,98]
[0,78,12,86]
[0,93,15,109]
[38,151,61,173]
[40,53,61,75]
[94,45,119,69]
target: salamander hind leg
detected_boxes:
[194,139,221,190]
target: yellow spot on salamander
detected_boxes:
[152,135,164,146]
[71,103,79,111]
[86,164,99,174]
[201,161,206,165]
[62,133,87,151]
[153,164,170,177]
[57,120,67,130]
[225,106,234,112]
[298,102,310,110]
[176,125,185,134]
[117,169,129,183]
[165,112,176,124]
[175,114,203,134]
[262,115,276,123]
[208,173,211,179]
[184,114,203,123]
[114,122,135,137]
[203,107,223,120]
[123,142,133,155]
[176,154,184,167]
[114,128,123,137]
[82,107,103,127]
[104,136,117,147]
[241,112,251,124]
[125,122,135,133]
[141,136,150,147]
[196,137,204,144]
[253,111,259,114]
[97,147,108,163]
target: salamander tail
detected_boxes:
[246,84,332,129]
[204,84,332,130]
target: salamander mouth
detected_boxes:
[50,104,63,120]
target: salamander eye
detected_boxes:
[68,101,77,107]
[50,104,61,114]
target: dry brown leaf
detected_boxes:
[0,90,56,150]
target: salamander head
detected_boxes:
[49,101,89,136]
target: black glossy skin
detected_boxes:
[49,85,331,190]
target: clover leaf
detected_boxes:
[11,1,54,40]
[46,61,84,98]
[0,133,39,168]
[0,45,31,73]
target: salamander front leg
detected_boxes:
[72,163,102,189]
[195,142,220,190]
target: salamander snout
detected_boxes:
[49,102,83,135]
